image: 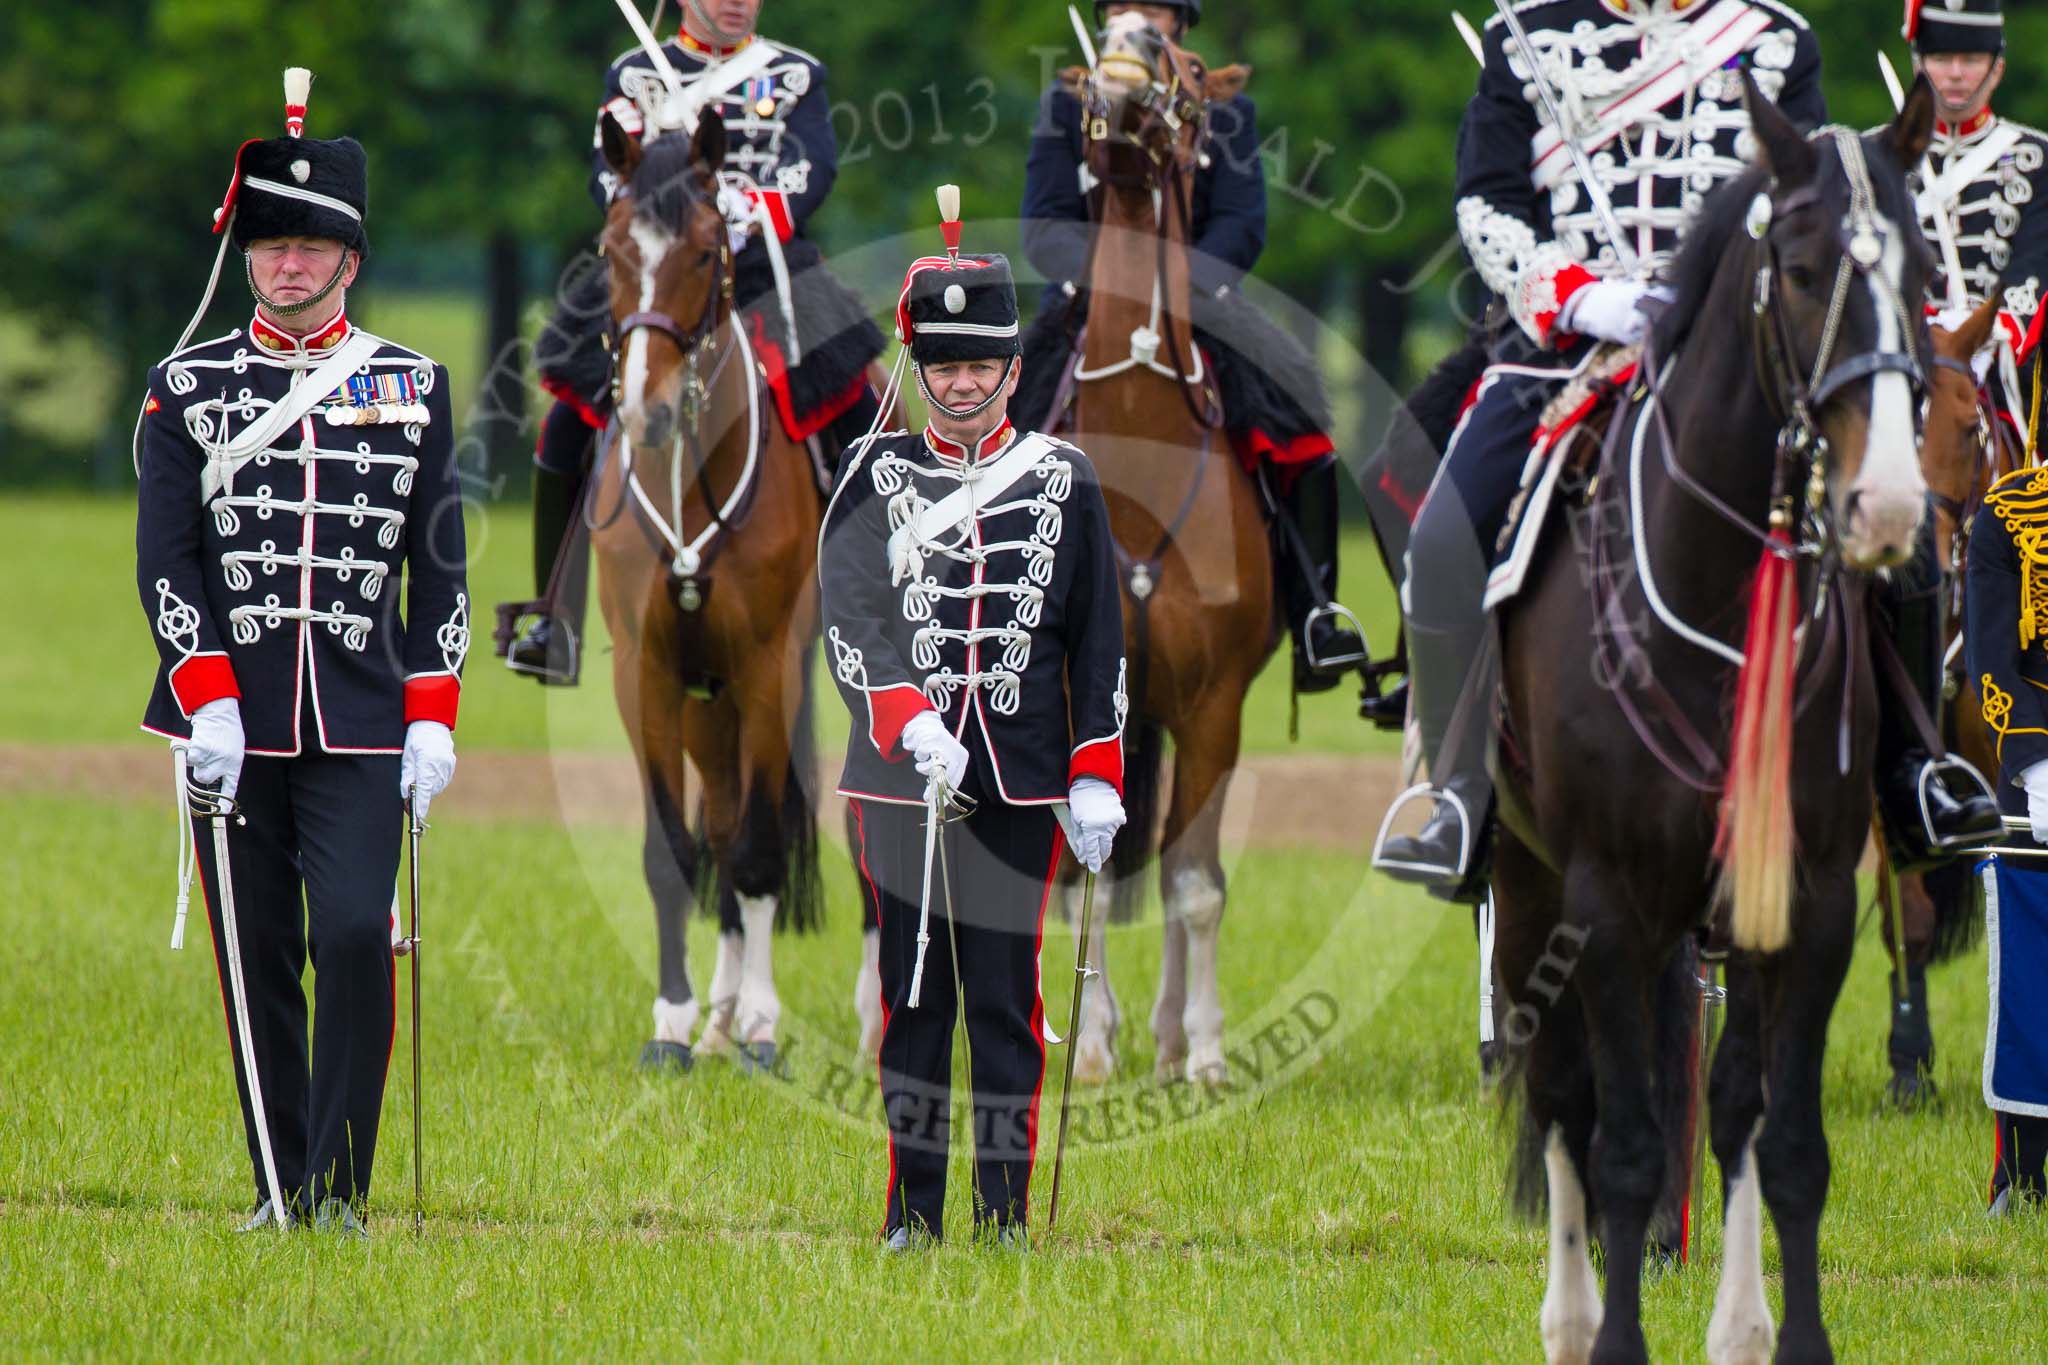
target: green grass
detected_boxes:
[2,788,2043,1359]
[0,491,1399,757]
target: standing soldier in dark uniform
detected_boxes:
[501,0,884,683]
[1966,462,2048,1214]
[136,69,468,1234]
[1373,0,1999,898]
[1885,0,2048,1110]
[821,192,1128,1250]
[1016,0,1368,694]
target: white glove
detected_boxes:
[901,711,968,796]
[2020,760,2048,844]
[186,698,246,799]
[1560,279,1657,345]
[1068,777,1127,874]
[401,720,456,820]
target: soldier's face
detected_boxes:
[923,359,1017,424]
[685,0,761,42]
[1919,51,2004,123]
[247,238,357,306]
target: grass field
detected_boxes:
[2,495,2044,1360]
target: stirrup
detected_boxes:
[500,606,580,685]
[1918,754,1998,850]
[1302,601,1370,672]
[1371,781,1474,881]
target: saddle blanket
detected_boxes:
[1980,857,2048,1117]
[1481,345,1640,611]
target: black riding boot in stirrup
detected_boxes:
[1373,622,1492,902]
[507,464,589,685]
[1276,461,1367,693]
[1874,539,1999,870]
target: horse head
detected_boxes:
[1067,13,1247,193]
[597,108,734,451]
[1741,73,1936,570]
[1924,295,2002,529]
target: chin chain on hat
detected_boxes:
[244,68,350,319]
[912,185,1017,427]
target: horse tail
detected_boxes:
[1920,854,1986,963]
[1109,719,1166,924]
[775,639,824,934]
[1716,535,1799,953]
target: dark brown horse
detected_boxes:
[1491,84,1936,1362]
[1039,16,1269,1085]
[1875,296,2026,1107]
[591,109,824,1070]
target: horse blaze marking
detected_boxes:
[623,220,672,416]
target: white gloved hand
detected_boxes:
[1560,279,1656,345]
[1068,776,1127,874]
[901,711,968,796]
[186,698,246,799]
[2020,760,2048,844]
[400,720,456,820]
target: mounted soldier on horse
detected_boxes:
[1372,0,2000,904]
[497,0,886,685]
[1015,0,1373,698]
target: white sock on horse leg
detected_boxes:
[1171,866,1227,1082]
[1707,1123,1775,1365]
[855,925,883,1058]
[652,995,700,1046]
[736,894,781,1043]
[1539,1125,1603,1365]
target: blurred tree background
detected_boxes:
[3,0,2043,491]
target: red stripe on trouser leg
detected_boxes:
[1024,823,1067,1222]
[854,801,900,1239]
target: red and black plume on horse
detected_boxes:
[212,67,370,255]
[1905,0,2004,53]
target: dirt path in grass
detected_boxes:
[0,744,1411,853]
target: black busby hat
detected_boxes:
[1906,0,2004,54]
[213,68,369,255]
[895,186,1022,366]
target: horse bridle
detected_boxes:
[1077,41,1223,430]
[1747,126,1927,547]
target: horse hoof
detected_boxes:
[697,1022,737,1059]
[739,1041,779,1076]
[1186,1043,1229,1087]
[1884,1067,1941,1114]
[1152,1051,1187,1085]
[1073,1042,1117,1086]
[638,1040,694,1073]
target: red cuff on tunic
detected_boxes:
[169,652,240,716]
[1069,735,1125,797]
[404,675,461,729]
[870,685,932,761]
[1527,262,1599,347]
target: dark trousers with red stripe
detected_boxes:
[191,751,401,1215]
[853,786,1063,1239]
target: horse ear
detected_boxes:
[600,110,641,180]
[1742,70,1816,186]
[1953,292,2003,357]
[1886,74,1938,172]
[691,109,728,176]
[1206,63,1250,104]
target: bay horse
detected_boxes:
[591,109,823,1070]
[1491,82,1936,1363]
[1874,296,2024,1107]
[1035,16,1268,1084]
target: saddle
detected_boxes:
[1484,342,1642,609]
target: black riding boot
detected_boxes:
[1275,460,1367,693]
[1374,621,1492,902]
[1874,531,1999,868]
[507,463,589,685]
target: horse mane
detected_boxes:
[1651,161,1769,358]
[629,133,712,229]
[1653,123,1931,359]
